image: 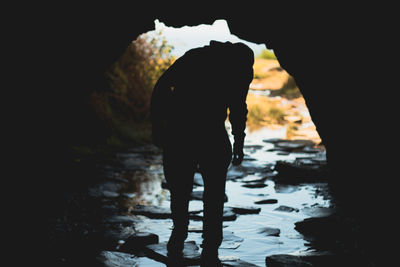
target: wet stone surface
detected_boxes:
[225,205,261,215]
[131,205,172,219]
[258,227,281,237]
[189,207,238,221]
[274,205,299,213]
[52,129,338,266]
[254,198,278,204]
[144,241,201,265]
[241,182,268,188]
[96,251,141,266]
[119,232,159,253]
[190,190,228,202]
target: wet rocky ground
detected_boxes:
[49,124,375,266]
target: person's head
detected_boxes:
[209,40,254,66]
[232,42,254,68]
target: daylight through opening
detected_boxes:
[85,19,330,266]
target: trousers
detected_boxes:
[163,130,232,251]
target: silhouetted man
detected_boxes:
[150,40,254,266]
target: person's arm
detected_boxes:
[150,62,178,147]
[229,68,253,165]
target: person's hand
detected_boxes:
[232,142,244,165]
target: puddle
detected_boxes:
[114,123,332,266]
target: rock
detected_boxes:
[243,155,258,161]
[96,251,140,267]
[241,182,268,188]
[131,205,171,219]
[144,241,201,265]
[102,190,120,198]
[241,175,269,183]
[119,156,149,171]
[161,179,169,189]
[226,167,246,180]
[220,242,241,249]
[131,205,236,221]
[243,144,264,153]
[121,192,136,198]
[190,190,228,202]
[223,231,244,242]
[227,163,268,180]
[189,207,237,221]
[263,138,283,144]
[266,254,312,266]
[193,173,204,186]
[222,259,260,266]
[258,227,281,236]
[283,115,302,123]
[221,208,238,221]
[220,231,243,249]
[294,215,347,241]
[266,252,363,267]
[88,182,121,198]
[274,159,329,183]
[101,203,121,216]
[220,256,260,266]
[293,214,360,254]
[119,232,159,252]
[188,209,203,215]
[190,190,204,200]
[274,205,299,212]
[301,146,323,153]
[105,215,136,225]
[126,145,159,154]
[301,206,336,218]
[254,198,278,204]
[266,140,319,155]
[277,151,290,155]
[275,141,306,151]
[219,255,239,261]
[274,184,301,193]
[188,225,203,233]
[226,205,261,215]
[102,227,136,249]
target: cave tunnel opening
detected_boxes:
[96,18,323,149]
[64,19,336,267]
[14,4,393,266]
[43,10,389,265]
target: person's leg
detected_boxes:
[201,166,227,257]
[199,139,232,265]
[163,148,196,256]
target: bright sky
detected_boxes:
[147,19,269,58]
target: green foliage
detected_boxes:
[279,75,301,99]
[248,104,267,125]
[268,107,285,123]
[256,49,277,60]
[286,122,299,139]
[89,30,175,147]
[247,102,286,129]
[253,72,271,79]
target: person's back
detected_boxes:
[153,41,253,142]
[150,40,254,266]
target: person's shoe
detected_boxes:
[167,228,186,258]
[166,253,185,267]
[200,250,222,267]
[167,240,184,257]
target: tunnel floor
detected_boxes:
[48,122,376,266]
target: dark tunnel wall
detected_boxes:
[23,4,395,264]
[45,8,372,201]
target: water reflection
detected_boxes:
[115,123,331,266]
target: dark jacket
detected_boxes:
[150,41,253,150]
